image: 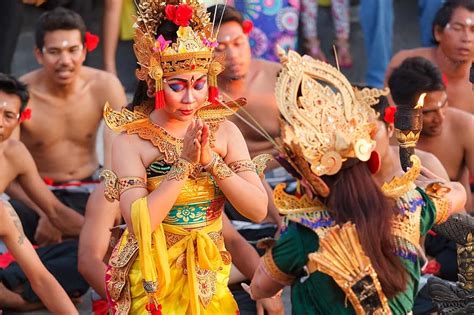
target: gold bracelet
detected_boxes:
[118,177,147,195]
[228,159,256,173]
[204,152,233,180]
[166,158,194,181]
[425,182,452,224]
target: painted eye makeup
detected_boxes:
[168,82,186,92]
[194,79,206,90]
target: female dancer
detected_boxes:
[102,1,268,313]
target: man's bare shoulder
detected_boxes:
[83,67,126,110]
[3,139,31,166]
[391,47,435,65]
[19,69,44,86]
[250,59,282,77]
[446,107,474,135]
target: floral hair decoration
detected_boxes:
[134,0,224,109]
[84,32,100,52]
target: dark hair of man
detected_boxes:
[35,7,87,50]
[0,73,29,113]
[388,57,445,107]
[207,4,244,28]
[432,0,474,45]
[322,162,408,298]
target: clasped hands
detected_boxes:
[180,118,214,166]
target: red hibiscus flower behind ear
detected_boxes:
[242,20,253,34]
[19,108,32,123]
[383,105,397,124]
[85,32,100,52]
[165,4,193,27]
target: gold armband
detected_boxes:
[100,170,146,202]
[118,177,146,195]
[426,182,452,225]
[204,152,233,180]
[228,159,256,173]
[166,158,194,181]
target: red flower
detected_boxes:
[19,108,32,122]
[85,32,100,52]
[165,4,193,27]
[442,73,449,87]
[383,105,397,124]
[242,20,253,34]
[422,259,441,275]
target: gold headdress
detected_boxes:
[134,0,224,108]
[275,49,389,196]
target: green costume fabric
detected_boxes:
[270,188,437,315]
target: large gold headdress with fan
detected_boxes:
[134,0,223,108]
[276,49,389,196]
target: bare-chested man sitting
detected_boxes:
[7,7,126,245]
[388,57,473,214]
[385,0,474,114]
[0,73,82,312]
[4,8,125,308]
[371,93,450,185]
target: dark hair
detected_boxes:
[207,4,244,28]
[0,73,29,113]
[432,0,474,45]
[323,162,408,298]
[35,7,87,50]
[388,57,445,107]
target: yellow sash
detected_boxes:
[131,197,224,315]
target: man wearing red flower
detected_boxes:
[7,7,126,243]
[3,7,126,311]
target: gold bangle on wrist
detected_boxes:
[166,158,194,181]
[204,152,233,180]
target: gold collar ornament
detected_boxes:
[275,49,388,197]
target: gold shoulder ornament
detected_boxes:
[307,223,391,315]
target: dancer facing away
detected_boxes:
[245,50,466,314]
[102,1,268,313]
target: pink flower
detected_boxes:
[154,35,171,52]
[203,38,218,48]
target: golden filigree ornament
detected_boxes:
[307,223,391,315]
[275,49,387,196]
[133,0,224,108]
[381,155,421,199]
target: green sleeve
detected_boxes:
[416,187,437,236]
[271,222,319,277]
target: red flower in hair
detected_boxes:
[383,105,397,124]
[441,73,449,87]
[165,4,193,27]
[242,20,253,34]
[19,108,32,122]
[85,32,100,52]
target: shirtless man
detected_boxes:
[385,0,474,114]
[209,5,282,167]
[388,56,473,213]
[8,7,126,243]
[371,94,450,185]
[0,73,81,312]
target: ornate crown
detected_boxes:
[134,0,224,108]
[275,49,389,196]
